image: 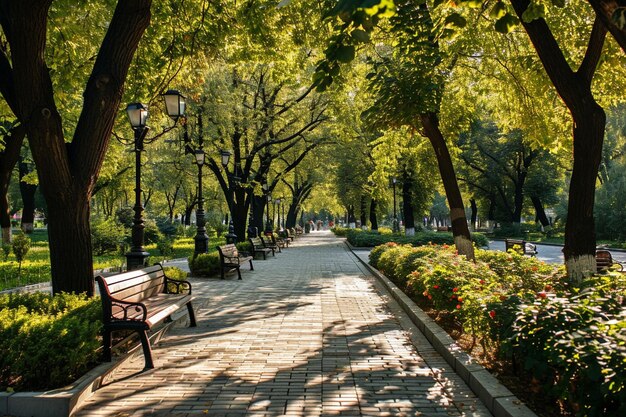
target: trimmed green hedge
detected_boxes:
[368,242,626,416]
[0,292,102,391]
[188,252,221,277]
[334,227,489,248]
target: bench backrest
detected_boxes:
[217,244,239,258]
[596,250,613,269]
[96,264,166,304]
[249,237,263,248]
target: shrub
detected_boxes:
[11,232,30,274]
[156,237,174,258]
[188,252,220,277]
[331,226,350,237]
[143,219,162,245]
[236,241,253,255]
[2,242,10,261]
[91,218,125,256]
[156,217,178,237]
[115,206,134,228]
[163,266,188,293]
[347,229,488,247]
[0,292,102,391]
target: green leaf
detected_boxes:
[445,13,467,29]
[459,0,483,7]
[489,1,507,19]
[612,7,626,30]
[351,29,370,43]
[550,0,565,6]
[335,45,356,63]
[521,2,546,23]
[495,13,519,34]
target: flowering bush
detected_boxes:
[368,241,626,415]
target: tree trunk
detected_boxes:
[470,198,477,231]
[531,196,550,227]
[0,125,25,243]
[512,173,526,223]
[347,204,356,228]
[46,193,94,295]
[564,108,605,280]
[420,112,474,260]
[0,0,152,295]
[402,179,415,235]
[508,1,606,280]
[369,198,378,232]
[18,157,37,233]
[360,195,367,229]
[252,194,266,233]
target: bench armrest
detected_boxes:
[109,298,148,323]
[165,277,192,294]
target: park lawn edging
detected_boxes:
[345,240,537,417]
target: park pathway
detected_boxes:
[76,231,490,417]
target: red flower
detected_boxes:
[456,304,461,309]
[537,291,547,299]
[457,296,463,302]
[479,280,486,285]
[452,287,459,292]
[489,310,496,319]
[433,285,439,289]
[423,291,429,297]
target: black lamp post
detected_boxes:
[125,90,185,270]
[221,150,238,244]
[193,146,209,255]
[392,177,399,233]
[274,198,281,231]
[264,185,272,233]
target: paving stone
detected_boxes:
[74,232,492,417]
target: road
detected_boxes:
[488,240,626,265]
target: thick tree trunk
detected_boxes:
[420,112,474,260]
[360,195,367,229]
[531,196,550,227]
[0,126,25,243]
[402,180,415,236]
[509,0,606,280]
[252,195,266,233]
[18,158,37,233]
[347,204,356,228]
[369,198,378,232]
[46,193,94,295]
[0,0,152,295]
[470,198,477,231]
[286,202,298,229]
[564,109,605,280]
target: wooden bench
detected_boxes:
[249,237,274,259]
[504,238,538,256]
[261,234,281,253]
[596,249,624,273]
[95,264,196,369]
[216,244,254,279]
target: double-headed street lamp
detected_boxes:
[125,90,185,270]
[392,177,399,233]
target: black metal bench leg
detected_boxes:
[237,266,242,280]
[139,330,154,369]
[103,329,112,362]
[249,259,254,271]
[187,302,197,327]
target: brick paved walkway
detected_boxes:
[76,231,491,417]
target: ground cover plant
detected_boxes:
[369,243,626,416]
[0,292,102,391]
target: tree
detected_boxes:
[0,0,153,295]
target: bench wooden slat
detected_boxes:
[96,263,196,369]
[217,244,254,279]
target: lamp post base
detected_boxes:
[126,250,150,271]
[194,233,209,256]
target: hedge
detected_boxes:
[0,292,102,391]
[368,242,626,416]
[333,227,489,247]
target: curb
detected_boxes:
[346,242,537,417]
[1,311,185,417]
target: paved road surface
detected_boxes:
[76,231,490,417]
